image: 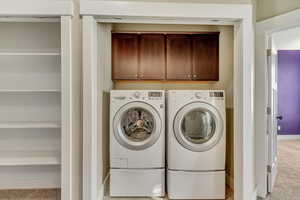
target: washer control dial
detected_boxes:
[133,91,141,99]
[195,92,202,99]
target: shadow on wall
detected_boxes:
[226,108,234,188]
[102,91,110,181]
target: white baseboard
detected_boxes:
[226,173,234,190]
[252,188,258,200]
[278,135,300,140]
[98,188,104,200]
[98,172,110,200]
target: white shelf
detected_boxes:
[0,165,60,189]
[0,151,60,166]
[0,52,60,56]
[0,89,61,93]
[0,19,69,192]
[0,121,61,129]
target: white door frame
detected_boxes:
[81,2,254,200]
[256,8,300,198]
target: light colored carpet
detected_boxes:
[0,189,60,200]
[268,139,300,200]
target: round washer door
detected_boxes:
[113,101,162,151]
[173,102,224,152]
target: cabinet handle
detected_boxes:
[193,74,197,78]
[187,74,191,78]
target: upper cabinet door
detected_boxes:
[140,34,165,80]
[192,34,219,81]
[166,35,192,80]
[112,33,139,80]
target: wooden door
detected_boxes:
[112,33,139,80]
[192,34,219,81]
[166,35,192,80]
[140,34,165,80]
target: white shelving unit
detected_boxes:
[0,151,61,166]
[0,121,61,129]
[0,17,72,199]
[0,51,61,56]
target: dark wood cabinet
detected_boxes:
[112,33,139,80]
[192,34,219,81]
[140,34,165,80]
[166,35,192,80]
[112,32,219,81]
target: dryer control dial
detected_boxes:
[133,91,141,99]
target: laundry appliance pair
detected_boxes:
[110,90,226,199]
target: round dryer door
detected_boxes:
[113,101,162,150]
[173,102,224,152]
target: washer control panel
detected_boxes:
[133,91,141,99]
[112,90,164,101]
[148,91,163,97]
[129,91,164,100]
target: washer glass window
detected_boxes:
[121,107,155,142]
[114,101,162,150]
[181,109,216,144]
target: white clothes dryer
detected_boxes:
[167,90,226,199]
[110,90,165,197]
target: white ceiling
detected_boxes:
[273,26,300,50]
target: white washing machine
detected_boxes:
[110,90,165,197]
[167,90,226,199]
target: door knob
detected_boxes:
[276,116,283,120]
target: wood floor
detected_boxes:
[267,139,300,200]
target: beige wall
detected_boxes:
[256,0,300,21]
[226,108,234,186]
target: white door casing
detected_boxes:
[256,8,300,198]
[81,2,254,200]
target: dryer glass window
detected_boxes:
[121,107,155,142]
[181,109,216,144]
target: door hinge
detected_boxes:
[267,165,272,173]
[267,106,271,115]
[267,49,272,57]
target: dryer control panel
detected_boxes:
[148,91,163,97]
[193,91,224,100]
[209,91,224,97]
